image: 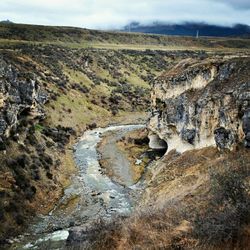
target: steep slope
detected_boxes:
[0,43,202,242]
[0,51,77,241]
[148,57,250,152]
[77,56,250,250]
[138,58,250,248]
[0,55,47,143]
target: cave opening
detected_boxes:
[148,133,168,158]
[19,107,31,117]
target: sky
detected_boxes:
[0,0,250,29]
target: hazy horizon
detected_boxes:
[0,0,250,30]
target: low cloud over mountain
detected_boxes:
[123,22,250,37]
[0,0,250,29]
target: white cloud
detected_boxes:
[0,0,249,29]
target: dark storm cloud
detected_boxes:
[216,0,250,9]
[0,0,249,29]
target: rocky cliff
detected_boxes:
[0,52,77,241]
[63,56,250,250]
[148,57,250,153]
[0,55,48,149]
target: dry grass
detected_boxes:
[68,146,250,250]
[116,128,150,182]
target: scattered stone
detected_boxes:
[135,159,142,165]
[91,192,101,197]
[87,123,97,130]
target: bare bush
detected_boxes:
[193,163,250,246]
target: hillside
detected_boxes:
[70,56,250,250]
[0,43,163,241]
[1,23,250,50]
[0,26,207,242]
[0,23,249,249]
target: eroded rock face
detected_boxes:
[0,56,47,145]
[148,57,250,152]
[243,109,250,147]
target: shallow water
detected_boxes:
[10,124,145,249]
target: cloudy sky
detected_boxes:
[0,0,250,29]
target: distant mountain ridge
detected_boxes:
[0,19,13,24]
[123,22,250,37]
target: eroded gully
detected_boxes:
[11,124,145,249]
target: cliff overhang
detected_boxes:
[148,57,250,153]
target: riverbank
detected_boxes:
[98,128,150,184]
[8,123,147,249]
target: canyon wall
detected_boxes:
[0,56,47,149]
[148,57,250,153]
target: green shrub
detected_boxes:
[34,123,44,132]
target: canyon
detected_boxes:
[0,23,249,249]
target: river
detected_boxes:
[10,124,145,249]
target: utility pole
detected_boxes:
[196,30,199,39]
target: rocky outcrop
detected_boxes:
[148,57,250,152]
[0,56,48,147]
[243,109,250,147]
